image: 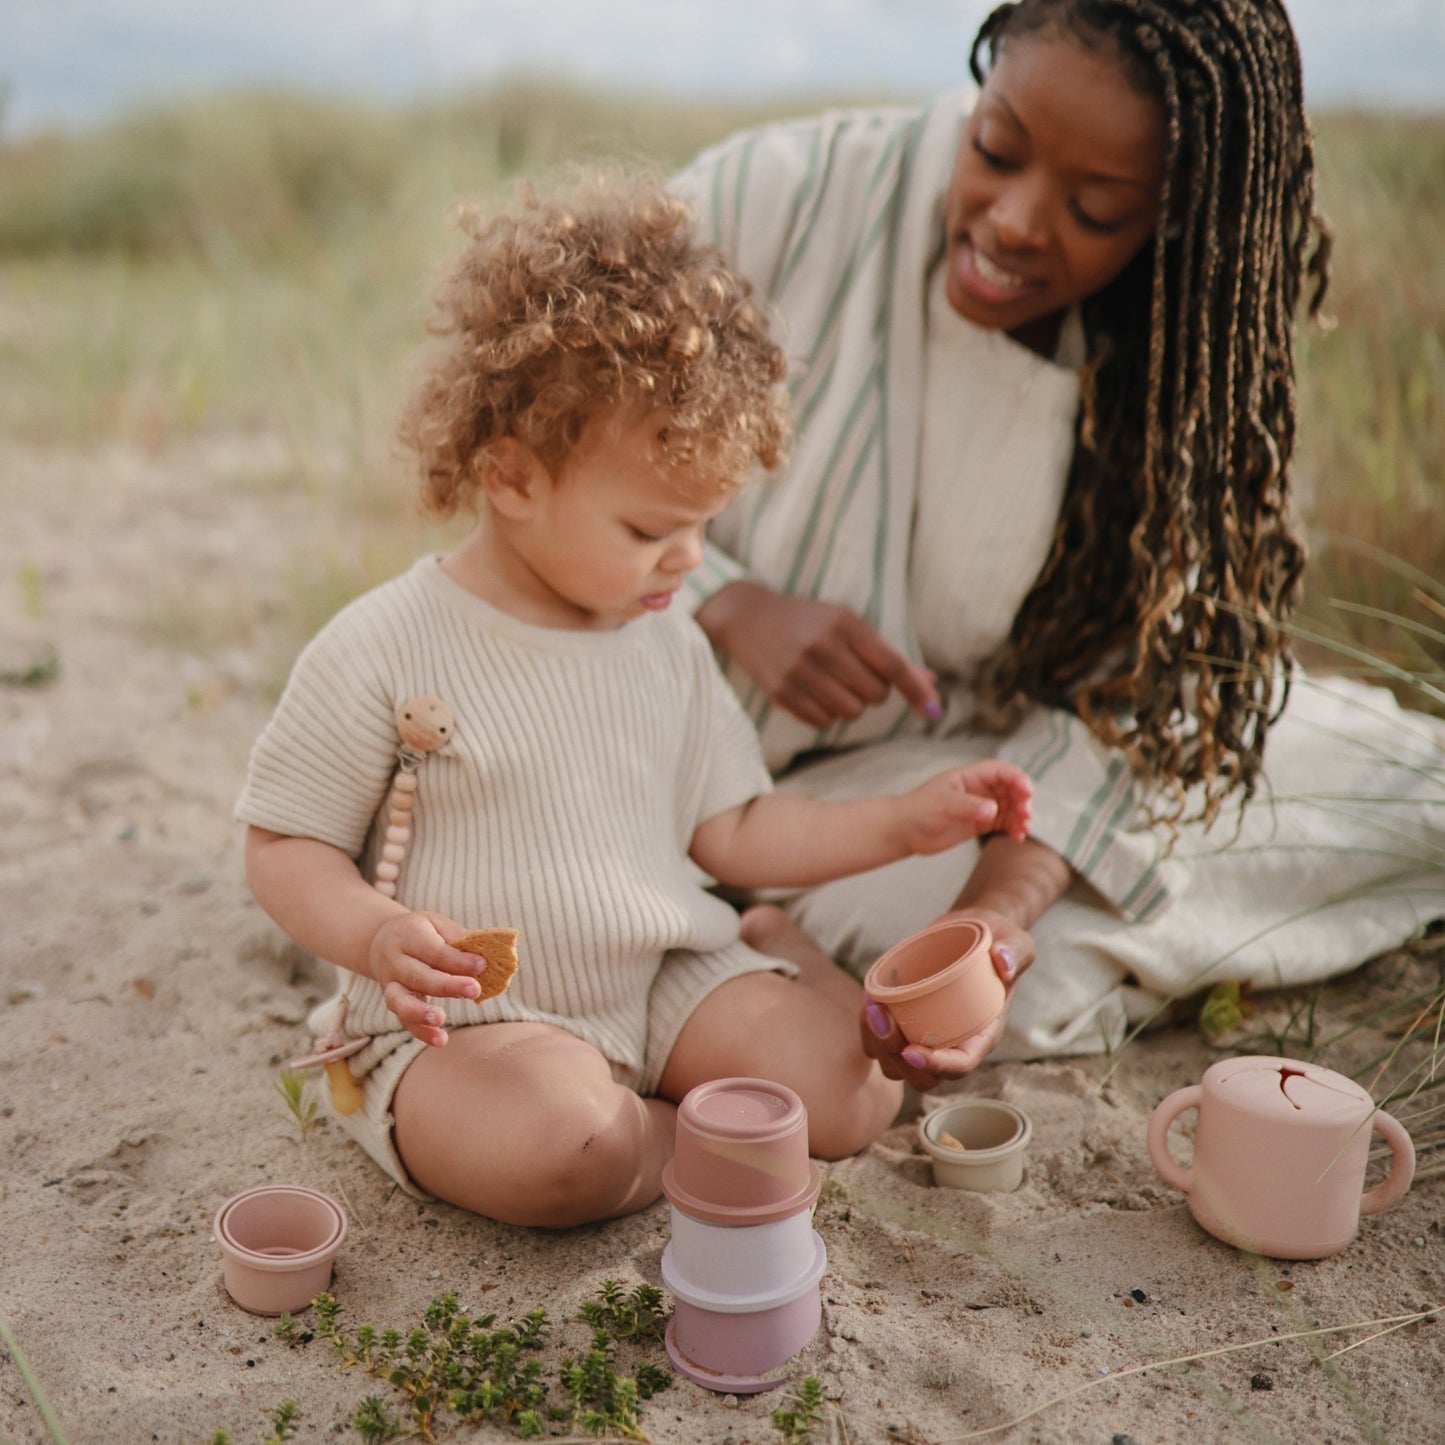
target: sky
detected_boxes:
[5,0,1443,139]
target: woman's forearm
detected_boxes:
[949,834,1073,930]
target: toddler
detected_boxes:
[237,176,1033,1227]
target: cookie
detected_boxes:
[451,926,520,1000]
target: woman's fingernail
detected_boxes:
[997,945,1017,980]
[865,1002,892,1037]
[901,1047,929,1070]
[924,697,943,719]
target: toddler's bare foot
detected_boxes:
[740,904,862,1011]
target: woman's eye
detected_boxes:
[973,139,1013,170]
[1070,201,1125,235]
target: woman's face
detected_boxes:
[943,27,1166,354]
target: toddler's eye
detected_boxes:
[628,524,664,543]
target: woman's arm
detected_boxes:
[244,826,488,1046]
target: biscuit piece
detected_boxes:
[452,927,520,1000]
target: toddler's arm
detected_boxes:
[690,760,1032,889]
[244,826,490,1047]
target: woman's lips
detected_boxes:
[957,239,1036,303]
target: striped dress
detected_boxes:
[673,96,1445,1055]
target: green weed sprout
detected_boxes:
[771,1374,826,1444]
[578,1280,668,1343]
[274,1068,319,1141]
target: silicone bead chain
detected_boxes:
[374,695,455,899]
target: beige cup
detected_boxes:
[918,1098,1032,1192]
[1147,1055,1415,1259]
[864,918,1003,1049]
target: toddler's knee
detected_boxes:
[806,1069,903,1160]
[500,1102,653,1228]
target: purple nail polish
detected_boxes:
[996,945,1017,981]
[865,1002,892,1037]
[924,697,943,720]
[901,1047,929,1070]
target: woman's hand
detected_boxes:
[368,911,490,1047]
[859,906,1036,1089]
[696,579,940,728]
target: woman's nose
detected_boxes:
[991,180,1049,251]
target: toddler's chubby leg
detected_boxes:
[392,1021,675,1228]
[658,928,902,1159]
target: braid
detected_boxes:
[972,0,1328,826]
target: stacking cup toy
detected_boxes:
[662,1078,826,1393]
[918,1097,1033,1192]
[864,918,1003,1050]
[214,1185,347,1315]
[662,1076,820,1224]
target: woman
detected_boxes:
[671,0,1445,1085]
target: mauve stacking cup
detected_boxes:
[661,1078,826,1393]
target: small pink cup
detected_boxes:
[664,1233,827,1393]
[214,1186,347,1315]
[864,918,1002,1049]
[662,1078,820,1225]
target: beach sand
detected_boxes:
[2,433,1441,1444]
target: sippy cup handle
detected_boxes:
[1359,1110,1416,1217]
[1146,1085,1202,1193]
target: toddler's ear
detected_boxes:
[480,437,547,518]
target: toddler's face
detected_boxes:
[943,27,1165,355]
[516,407,733,629]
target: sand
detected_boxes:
[2,433,1441,1445]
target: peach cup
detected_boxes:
[864,918,1003,1050]
[214,1185,347,1316]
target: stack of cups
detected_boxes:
[661,1078,826,1394]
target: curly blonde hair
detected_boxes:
[400,173,788,515]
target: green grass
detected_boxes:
[2,86,1441,689]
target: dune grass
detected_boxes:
[1,87,1441,680]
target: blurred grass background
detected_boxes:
[0,84,1441,701]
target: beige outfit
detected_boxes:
[236,557,788,1194]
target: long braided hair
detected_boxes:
[970,0,1331,827]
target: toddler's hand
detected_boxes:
[368,910,490,1046]
[899,761,1034,855]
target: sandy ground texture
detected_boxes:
[2,434,1442,1445]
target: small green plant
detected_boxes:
[209,1401,299,1445]
[771,1374,825,1444]
[311,1289,669,1441]
[274,1067,319,1141]
[579,1280,668,1343]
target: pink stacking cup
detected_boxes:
[214,1185,347,1315]
[664,1232,828,1393]
[662,1078,820,1225]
